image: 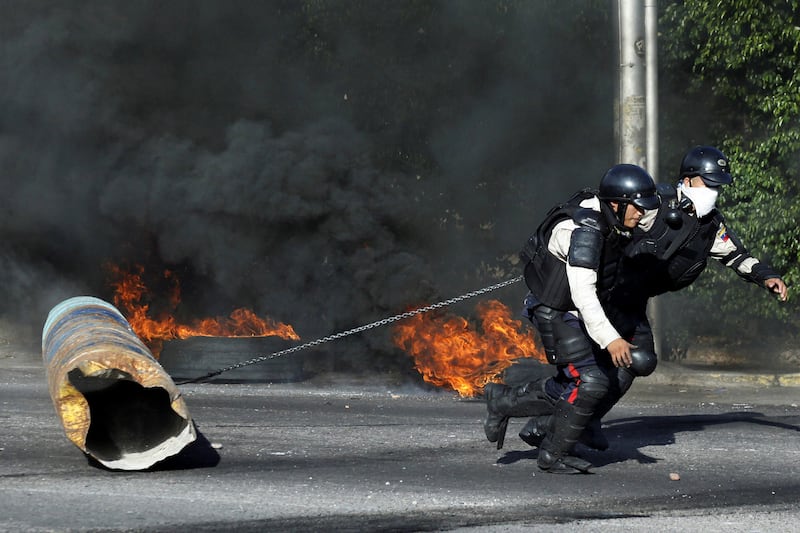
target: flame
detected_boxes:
[106,264,299,356]
[392,299,545,397]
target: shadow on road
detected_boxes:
[87,423,221,471]
[496,411,800,468]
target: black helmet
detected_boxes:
[598,164,660,210]
[679,145,733,186]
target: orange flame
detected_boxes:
[106,264,300,356]
[392,299,546,397]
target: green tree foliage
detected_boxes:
[659,1,800,347]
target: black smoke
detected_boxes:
[0,1,615,371]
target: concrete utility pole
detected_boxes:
[644,0,662,357]
[614,0,663,355]
[614,0,646,167]
[645,0,658,180]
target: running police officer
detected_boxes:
[560,145,789,449]
[484,164,660,473]
[514,145,789,453]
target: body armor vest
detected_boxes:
[623,185,722,297]
[521,190,628,311]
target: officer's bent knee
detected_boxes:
[580,368,610,399]
[630,349,657,377]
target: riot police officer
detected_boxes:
[484,164,660,473]
[515,146,789,453]
[569,145,787,448]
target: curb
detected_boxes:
[778,373,800,387]
[646,362,800,388]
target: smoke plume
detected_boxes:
[0,1,614,371]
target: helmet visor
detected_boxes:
[631,191,661,210]
[699,172,733,186]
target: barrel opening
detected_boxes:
[68,369,189,462]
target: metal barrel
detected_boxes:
[42,296,196,470]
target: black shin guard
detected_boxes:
[537,399,595,473]
[579,366,639,451]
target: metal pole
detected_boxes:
[616,1,664,357]
[644,0,663,358]
[645,1,658,177]
[614,0,647,167]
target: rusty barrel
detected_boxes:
[42,296,196,470]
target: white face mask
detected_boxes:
[679,182,719,217]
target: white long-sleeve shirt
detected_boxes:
[546,197,622,349]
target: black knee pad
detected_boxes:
[628,319,656,377]
[629,348,657,377]
[579,367,611,400]
[572,366,610,411]
[611,350,657,401]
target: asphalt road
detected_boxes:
[2,341,800,532]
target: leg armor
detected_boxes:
[612,324,658,400]
[532,305,593,365]
[580,324,658,450]
[537,366,609,473]
[627,316,658,382]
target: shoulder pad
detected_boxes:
[568,227,604,269]
[572,208,608,234]
[656,182,677,202]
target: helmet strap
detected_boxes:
[601,200,629,231]
[615,202,627,225]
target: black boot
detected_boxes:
[537,399,594,474]
[484,380,554,450]
[518,415,551,447]
[520,413,608,451]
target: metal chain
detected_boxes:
[176,275,523,384]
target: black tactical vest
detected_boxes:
[622,187,722,297]
[521,190,628,311]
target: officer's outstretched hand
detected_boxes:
[766,278,788,302]
[607,338,634,368]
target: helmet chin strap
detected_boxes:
[613,202,633,236]
[601,200,631,234]
[615,202,626,225]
